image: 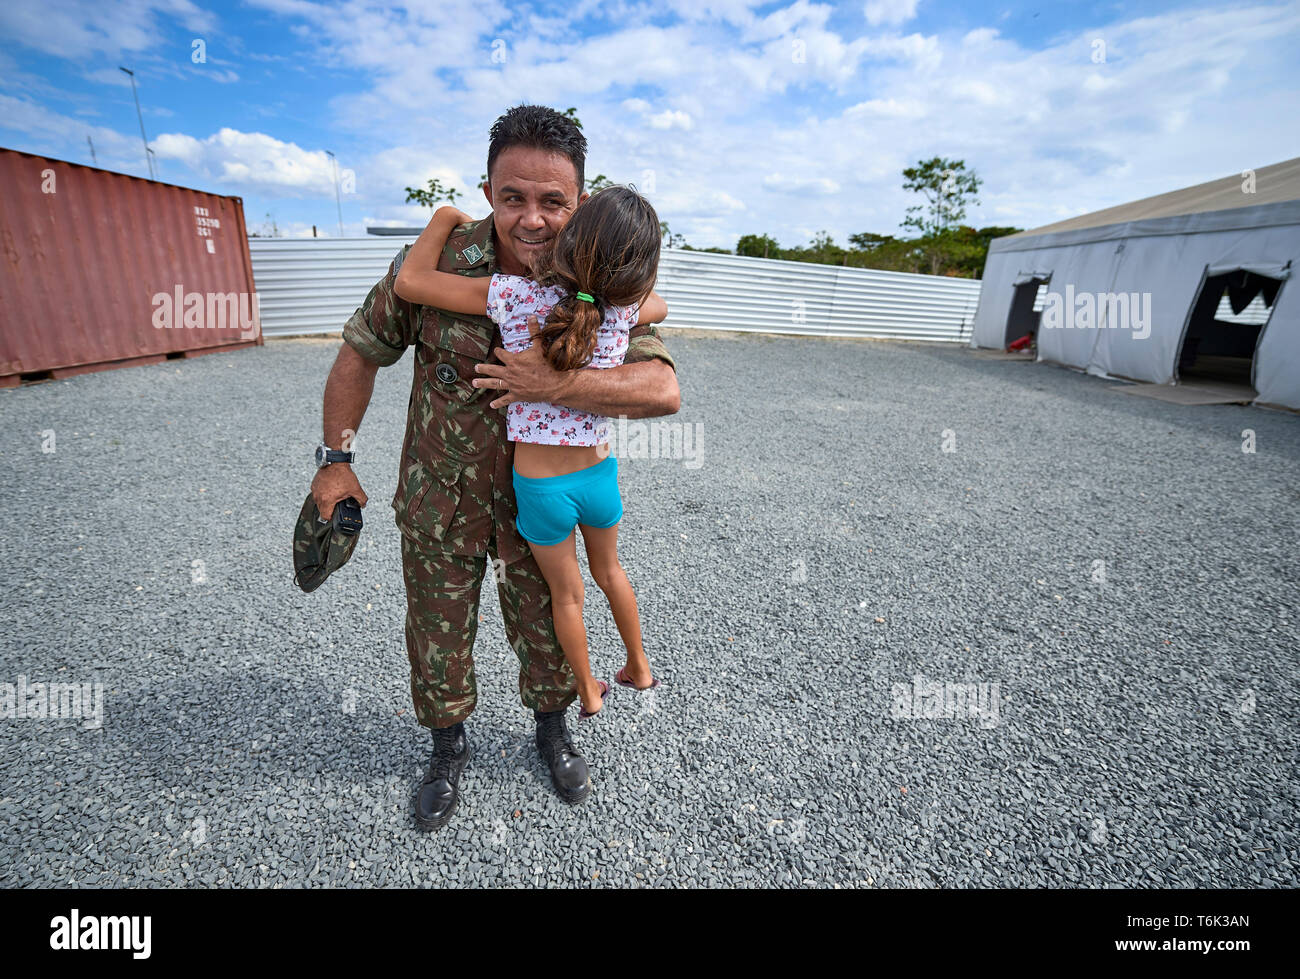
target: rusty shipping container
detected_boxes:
[0,147,261,386]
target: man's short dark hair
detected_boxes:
[487,105,587,192]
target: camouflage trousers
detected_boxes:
[400,532,577,729]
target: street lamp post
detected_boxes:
[118,66,154,180]
[326,150,344,238]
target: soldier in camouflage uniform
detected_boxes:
[311,105,679,829]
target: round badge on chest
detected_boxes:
[435,363,459,385]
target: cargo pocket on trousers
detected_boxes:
[403,454,465,544]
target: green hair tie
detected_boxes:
[575,292,595,303]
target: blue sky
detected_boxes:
[3,0,1298,247]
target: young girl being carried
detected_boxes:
[394,186,664,718]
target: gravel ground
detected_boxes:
[1,331,1297,889]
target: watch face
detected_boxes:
[315,445,326,467]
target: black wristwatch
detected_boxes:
[315,442,355,468]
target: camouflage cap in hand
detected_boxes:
[292,492,361,593]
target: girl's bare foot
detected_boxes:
[616,663,657,690]
[577,677,606,716]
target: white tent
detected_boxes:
[970,158,1300,411]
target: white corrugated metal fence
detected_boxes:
[249,237,982,342]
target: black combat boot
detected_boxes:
[413,721,469,830]
[534,709,591,804]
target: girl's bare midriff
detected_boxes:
[512,440,610,479]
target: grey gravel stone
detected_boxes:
[1,333,1297,887]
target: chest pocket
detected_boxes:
[421,310,492,393]
[414,308,497,464]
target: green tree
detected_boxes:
[404,177,461,210]
[808,230,840,265]
[781,231,850,266]
[563,107,583,130]
[736,233,781,259]
[901,157,981,238]
[901,158,980,275]
[968,225,1022,255]
[935,225,1023,277]
[586,173,613,193]
[848,231,896,251]
[248,211,280,238]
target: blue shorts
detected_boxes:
[512,455,623,546]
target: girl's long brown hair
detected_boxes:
[531,185,661,371]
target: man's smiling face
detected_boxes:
[484,146,587,276]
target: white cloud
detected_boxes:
[742,0,833,42]
[1081,72,1113,94]
[649,110,693,130]
[17,0,1295,250]
[622,99,695,131]
[863,0,920,28]
[859,31,941,71]
[961,27,999,47]
[285,223,329,238]
[654,187,747,217]
[762,173,841,195]
[0,94,142,167]
[846,96,927,117]
[0,0,214,59]
[152,128,341,197]
[951,79,1001,106]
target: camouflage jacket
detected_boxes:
[342,217,676,565]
